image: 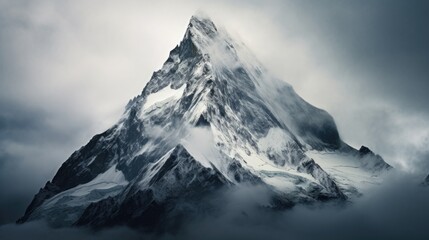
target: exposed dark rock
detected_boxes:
[18,14,390,231]
[358,145,392,171]
[359,145,372,155]
[17,181,61,223]
[195,114,210,127]
[298,159,347,200]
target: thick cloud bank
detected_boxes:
[1,173,429,240]
[0,222,142,240]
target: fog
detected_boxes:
[1,172,428,240]
[0,0,428,238]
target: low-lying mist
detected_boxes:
[1,172,428,240]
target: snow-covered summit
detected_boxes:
[18,15,391,230]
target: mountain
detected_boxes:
[18,14,391,230]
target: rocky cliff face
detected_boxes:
[18,14,391,230]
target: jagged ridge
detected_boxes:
[18,14,391,230]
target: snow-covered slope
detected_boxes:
[18,14,391,229]
[26,165,128,227]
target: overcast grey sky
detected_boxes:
[0,0,428,227]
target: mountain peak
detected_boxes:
[19,14,392,230]
[190,13,216,26]
[185,14,218,43]
[189,12,217,30]
[359,146,373,155]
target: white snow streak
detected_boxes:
[143,84,186,111]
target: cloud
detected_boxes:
[0,0,201,224]
[169,173,429,240]
[0,100,90,224]
[2,173,428,240]
[0,221,143,240]
[0,0,428,230]
[234,0,429,173]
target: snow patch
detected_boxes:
[28,165,129,226]
[307,151,384,196]
[42,165,128,207]
[142,84,186,111]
